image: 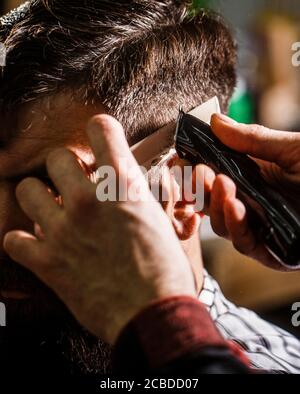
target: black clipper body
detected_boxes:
[175,111,300,269]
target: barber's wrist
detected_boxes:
[113,295,227,372]
[105,289,197,345]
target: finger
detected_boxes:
[211,114,298,168]
[250,245,286,271]
[3,231,48,271]
[46,149,94,205]
[224,198,285,270]
[192,164,216,214]
[87,115,137,172]
[224,198,257,254]
[209,175,236,238]
[16,178,60,231]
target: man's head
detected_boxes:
[0,0,236,374]
[1,0,236,143]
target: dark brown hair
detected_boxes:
[0,0,237,144]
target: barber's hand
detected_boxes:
[197,114,300,271]
[3,115,196,343]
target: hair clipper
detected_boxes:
[175,111,300,269]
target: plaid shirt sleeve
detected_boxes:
[113,296,251,374]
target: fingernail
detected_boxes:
[213,113,238,125]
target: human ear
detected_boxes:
[149,154,215,240]
[171,200,202,241]
[159,162,213,241]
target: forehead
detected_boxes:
[0,93,105,178]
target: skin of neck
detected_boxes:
[181,232,204,294]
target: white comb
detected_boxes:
[131,97,221,169]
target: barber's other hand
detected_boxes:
[200,114,300,271]
[3,115,196,343]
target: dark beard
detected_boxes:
[0,258,113,376]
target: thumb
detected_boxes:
[211,114,298,169]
